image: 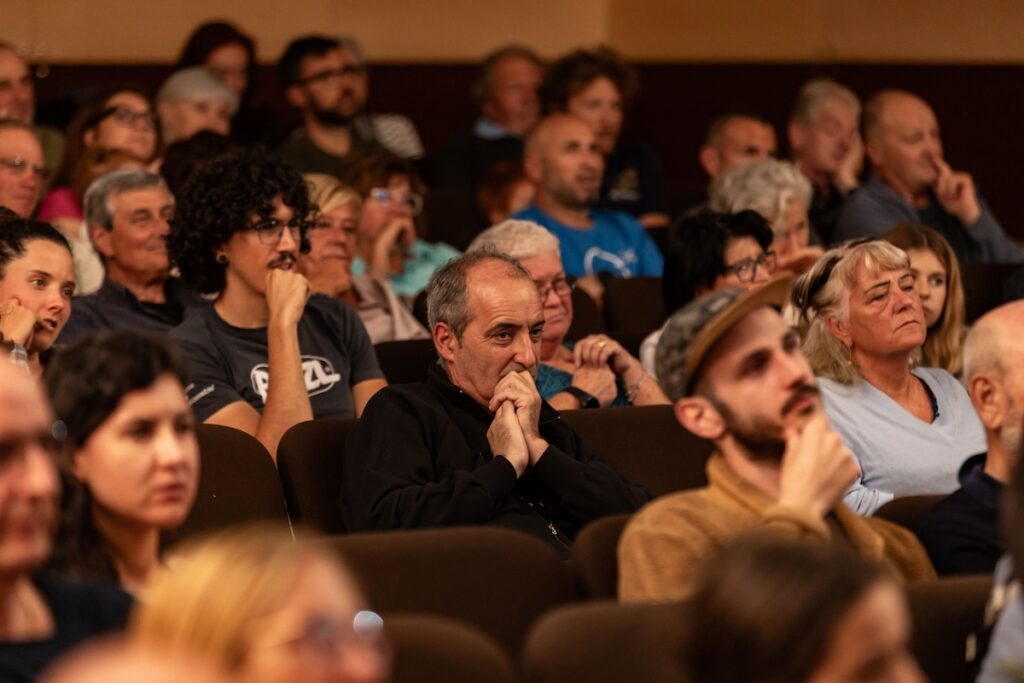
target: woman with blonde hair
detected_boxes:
[132,524,390,683]
[793,239,985,515]
[301,173,428,344]
[884,223,966,376]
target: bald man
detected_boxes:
[835,89,1023,264]
[917,300,1024,575]
[0,44,64,176]
[514,114,662,286]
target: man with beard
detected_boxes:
[513,114,662,299]
[58,169,203,342]
[275,35,422,174]
[340,251,650,557]
[918,300,1024,576]
[618,276,935,602]
[168,148,386,456]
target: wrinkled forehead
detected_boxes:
[466,265,543,320]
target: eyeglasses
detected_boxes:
[0,156,50,182]
[368,187,422,216]
[536,276,575,300]
[298,64,366,86]
[98,106,157,130]
[247,217,309,245]
[257,610,391,669]
[723,251,777,283]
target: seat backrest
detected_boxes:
[522,599,688,683]
[906,574,992,683]
[374,339,438,385]
[561,405,712,497]
[874,494,945,532]
[387,613,519,683]
[962,262,1020,323]
[277,418,357,534]
[565,287,605,341]
[603,276,665,334]
[325,526,576,658]
[570,514,631,599]
[164,424,289,547]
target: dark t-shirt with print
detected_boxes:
[171,295,384,421]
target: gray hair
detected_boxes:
[710,159,813,231]
[426,250,531,340]
[466,220,560,262]
[156,67,239,114]
[790,78,861,125]
[84,169,170,230]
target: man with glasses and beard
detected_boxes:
[168,148,386,456]
[618,276,934,602]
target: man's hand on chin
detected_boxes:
[489,371,549,466]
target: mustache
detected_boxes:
[781,384,820,416]
[268,254,297,269]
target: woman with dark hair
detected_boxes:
[0,218,75,376]
[44,331,199,595]
[685,535,924,683]
[543,46,668,227]
[639,210,776,373]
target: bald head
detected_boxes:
[862,89,942,196]
[964,300,1024,381]
[525,113,591,159]
[523,113,603,210]
[863,90,933,144]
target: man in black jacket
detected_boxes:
[341,251,650,556]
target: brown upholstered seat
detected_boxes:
[325,526,577,658]
[374,339,438,385]
[962,262,1020,323]
[602,276,665,334]
[906,574,992,683]
[570,513,631,600]
[874,494,945,532]
[277,417,357,534]
[565,285,606,341]
[387,613,519,683]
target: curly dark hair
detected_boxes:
[541,46,639,113]
[169,147,312,295]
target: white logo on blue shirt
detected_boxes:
[250,355,342,403]
[583,247,637,276]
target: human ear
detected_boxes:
[698,145,720,179]
[825,315,852,349]
[674,396,726,441]
[285,85,307,110]
[787,120,806,154]
[433,322,458,364]
[89,225,114,259]
[968,374,1004,431]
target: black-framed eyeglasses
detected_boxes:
[368,187,422,216]
[98,105,157,130]
[0,156,50,182]
[536,276,575,300]
[298,64,366,86]
[247,218,309,245]
[723,251,777,283]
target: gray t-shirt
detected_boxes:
[171,294,383,421]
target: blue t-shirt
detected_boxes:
[513,206,663,278]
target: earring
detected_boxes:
[216,254,228,264]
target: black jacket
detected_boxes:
[341,364,651,556]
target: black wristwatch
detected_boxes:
[563,386,599,409]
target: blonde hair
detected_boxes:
[304,173,362,215]
[710,159,812,232]
[884,223,965,376]
[132,524,359,673]
[792,239,912,384]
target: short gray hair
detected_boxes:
[790,78,861,125]
[426,250,531,340]
[466,220,560,262]
[84,169,170,230]
[157,67,239,114]
[711,159,813,231]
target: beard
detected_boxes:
[708,384,821,461]
[1001,401,1024,459]
[310,101,354,128]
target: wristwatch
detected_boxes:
[563,386,599,409]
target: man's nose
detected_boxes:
[19,444,59,499]
[278,227,299,252]
[514,332,537,368]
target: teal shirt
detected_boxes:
[352,238,460,299]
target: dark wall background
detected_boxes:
[34,61,1024,239]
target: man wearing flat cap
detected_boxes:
[617,275,935,602]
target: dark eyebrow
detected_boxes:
[130,209,152,219]
[485,321,521,336]
[530,317,545,329]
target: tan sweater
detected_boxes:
[618,453,937,602]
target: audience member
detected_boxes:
[0,356,132,681]
[695,112,777,200]
[835,89,1024,264]
[159,129,237,199]
[342,252,650,557]
[884,223,966,376]
[0,119,45,218]
[156,67,238,147]
[435,44,543,194]
[133,524,392,683]
[0,218,74,376]
[40,638,230,683]
[639,209,774,374]
[792,239,986,514]
[711,158,822,274]
[45,332,198,595]
[787,78,863,243]
[342,148,459,300]
[542,46,668,227]
[917,301,1024,575]
[684,535,925,683]
[515,114,663,298]
[0,43,64,176]
[618,277,934,601]
[468,220,667,408]
[168,148,386,455]
[300,173,428,343]
[476,161,534,225]
[59,169,203,343]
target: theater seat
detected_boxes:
[277,418,356,534]
[387,614,519,683]
[561,405,713,497]
[374,339,438,384]
[602,276,665,334]
[565,286,606,341]
[874,494,945,532]
[570,514,631,599]
[326,526,577,657]
[523,599,688,683]
[962,262,1020,323]
[906,574,992,683]
[164,424,289,547]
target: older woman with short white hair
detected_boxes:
[792,239,985,515]
[468,220,667,409]
[711,159,821,274]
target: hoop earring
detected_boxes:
[216,254,228,265]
